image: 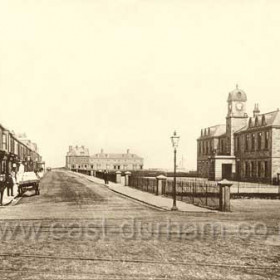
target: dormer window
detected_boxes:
[248,118,252,128]
[262,115,266,126]
[255,117,259,126]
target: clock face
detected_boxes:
[236,103,243,111]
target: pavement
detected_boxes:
[74,172,215,212]
[1,170,279,280]
[1,183,18,206]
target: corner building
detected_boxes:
[197,86,280,184]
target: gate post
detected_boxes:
[156,175,167,195]
[218,179,232,212]
[116,171,122,184]
[124,171,131,186]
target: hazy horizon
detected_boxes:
[1,1,280,170]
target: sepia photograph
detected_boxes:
[0,0,280,279]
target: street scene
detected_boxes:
[1,169,280,279]
[2,1,280,279]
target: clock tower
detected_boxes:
[226,85,248,155]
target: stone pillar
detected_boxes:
[218,179,232,212]
[156,175,167,195]
[90,170,94,176]
[116,171,122,184]
[124,171,131,186]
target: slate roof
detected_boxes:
[235,109,280,134]
[67,146,90,156]
[90,153,143,160]
[198,124,226,139]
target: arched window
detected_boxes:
[257,132,262,150]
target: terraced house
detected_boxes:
[66,146,144,172]
[0,124,44,174]
[197,86,280,184]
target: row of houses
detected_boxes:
[197,86,280,184]
[65,146,144,172]
[0,123,44,175]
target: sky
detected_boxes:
[1,0,280,170]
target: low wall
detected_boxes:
[172,177,280,199]
[129,176,228,211]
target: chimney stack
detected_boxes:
[101,148,104,154]
[69,146,73,151]
[127,149,130,154]
[253,103,260,117]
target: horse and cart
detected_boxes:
[0,172,40,206]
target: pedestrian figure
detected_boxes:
[0,174,6,206]
[6,173,14,197]
[103,170,109,185]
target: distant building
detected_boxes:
[66,146,144,172]
[197,86,280,184]
[0,126,44,174]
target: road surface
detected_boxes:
[0,169,279,279]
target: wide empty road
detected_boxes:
[0,170,280,280]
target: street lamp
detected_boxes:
[171,131,180,211]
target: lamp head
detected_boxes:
[171,131,180,149]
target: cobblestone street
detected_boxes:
[0,170,280,279]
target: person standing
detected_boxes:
[103,170,109,185]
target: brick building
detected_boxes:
[197,86,280,184]
[66,146,144,172]
[0,124,44,174]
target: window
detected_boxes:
[258,162,262,178]
[220,139,224,154]
[2,134,7,150]
[250,162,254,177]
[245,162,250,177]
[251,134,255,150]
[257,132,262,150]
[251,161,256,177]
[264,161,268,177]
[265,131,269,149]
[245,135,249,151]
[236,137,240,152]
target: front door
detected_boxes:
[222,164,232,180]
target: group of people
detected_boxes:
[0,163,23,205]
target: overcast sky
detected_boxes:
[1,0,280,170]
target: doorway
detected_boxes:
[222,164,232,180]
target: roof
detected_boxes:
[90,153,143,160]
[235,109,280,134]
[227,85,247,102]
[67,146,90,156]
[198,124,226,139]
